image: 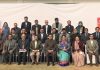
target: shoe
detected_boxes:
[36,62,39,65]
[31,62,35,65]
[52,63,55,66]
[47,63,50,66]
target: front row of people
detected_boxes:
[1,33,99,67]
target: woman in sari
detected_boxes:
[57,35,70,66]
[72,36,85,67]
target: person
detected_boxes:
[32,20,41,35]
[52,18,62,33]
[12,23,21,39]
[30,35,42,65]
[76,21,85,34]
[81,28,90,44]
[59,28,70,42]
[65,20,74,34]
[42,20,51,35]
[38,28,47,44]
[57,35,70,66]
[93,27,100,57]
[86,34,99,66]
[72,36,85,67]
[30,30,36,41]
[70,28,80,45]
[2,22,10,41]
[2,34,17,64]
[45,34,57,66]
[21,16,31,35]
[18,34,29,65]
[51,28,59,44]
[0,30,3,55]
[11,28,19,43]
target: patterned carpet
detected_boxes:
[0,63,100,70]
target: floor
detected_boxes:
[0,63,100,70]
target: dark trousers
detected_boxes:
[88,52,99,65]
[2,52,13,63]
[18,52,27,64]
[46,52,55,64]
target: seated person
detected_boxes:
[30,35,42,65]
[18,34,29,65]
[45,34,57,66]
[58,35,70,66]
[2,34,17,64]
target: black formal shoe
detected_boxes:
[52,63,55,66]
[23,63,26,65]
[36,62,39,65]
[18,63,21,65]
[47,63,50,66]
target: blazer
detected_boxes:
[52,23,62,33]
[86,40,99,53]
[42,25,51,35]
[32,24,41,35]
[65,25,74,34]
[30,40,42,51]
[21,21,31,34]
[93,32,100,41]
[38,33,47,43]
[18,39,30,52]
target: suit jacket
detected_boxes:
[76,25,85,34]
[21,21,31,34]
[93,32,100,41]
[38,33,47,43]
[3,39,17,53]
[42,25,51,35]
[65,25,74,34]
[52,23,62,33]
[51,33,59,44]
[86,40,99,53]
[81,33,90,44]
[30,40,42,51]
[32,24,41,35]
[18,39,30,52]
[45,39,57,51]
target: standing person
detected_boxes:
[86,34,99,66]
[58,35,70,66]
[72,36,85,67]
[2,22,10,41]
[12,23,21,39]
[65,20,74,34]
[45,34,57,66]
[52,18,62,33]
[76,21,85,34]
[21,16,31,35]
[32,20,41,35]
[42,20,51,35]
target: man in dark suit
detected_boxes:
[38,28,47,44]
[21,16,31,35]
[42,20,51,35]
[45,34,57,66]
[51,28,59,44]
[65,20,74,34]
[18,34,30,65]
[81,28,90,44]
[93,27,100,61]
[32,20,41,35]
